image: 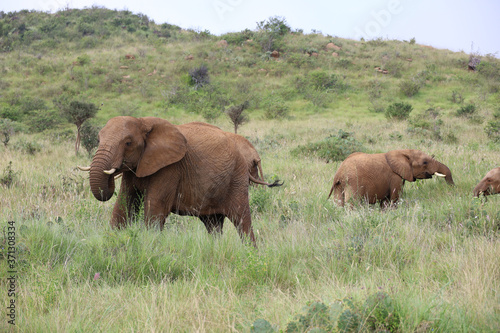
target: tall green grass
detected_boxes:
[1,116,499,332]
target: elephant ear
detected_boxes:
[385,150,415,182]
[136,117,187,177]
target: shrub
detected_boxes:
[20,96,48,114]
[188,65,210,89]
[221,29,254,45]
[0,106,22,122]
[385,102,413,120]
[255,16,290,52]
[14,139,42,155]
[261,93,289,119]
[485,109,500,142]
[76,54,91,66]
[450,90,464,104]
[292,129,364,162]
[0,118,15,146]
[269,292,401,333]
[26,109,62,133]
[0,161,17,188]
[407,107,443,141]
[456,103,476,118]
[399,78,421,97]
[477,60,500,80]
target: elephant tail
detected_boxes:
[249,174,284,188]
[328,180,344,205]
[327,181,337,199]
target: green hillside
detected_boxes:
[1,7,498,128]
[0,7,499,332]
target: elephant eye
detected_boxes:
[125,141,132,147]
[423,161,428,165]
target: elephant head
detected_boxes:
[385,149,454,185]
[473,167,500,197]
[89,116,187,201]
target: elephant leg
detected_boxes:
[143,196,168,230]
[111,183,141,229]
[199,214,225,235]
[227,203,256,247]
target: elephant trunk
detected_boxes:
[435,161,454,185]
[473,183,483,197]
[90,149,117,201]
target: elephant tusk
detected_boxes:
[114,173,122,180]
[77,166,91,171]
[103,168,116,175]
[434,172,446,177]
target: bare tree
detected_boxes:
[225,101,249,134]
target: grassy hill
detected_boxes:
[0,7,499,332]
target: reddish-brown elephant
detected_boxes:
[79,116,281,246]
[231,134,265,182]
[182,122,277,185]
[473,167,500,197]
[328,149,454,207]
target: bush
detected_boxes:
[261,292,401,333]
[485,109,500,142]
[286,54,314,69]
[399,78,421,97]
[26,109,62,133]
[456,104,476,118]
[261,93,289,119]
[0,161,17,188]
[221,29,254,45]
[0,118,15,146]
[385,102,413,120]
[188,65,210,89]
[255,16,290,52]
[13,139,42,155]
[477,60,500,80]
[292,129,364,162]
[407,107,443,141]
[76,54,91,66]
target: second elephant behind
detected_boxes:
[329,149,454,207]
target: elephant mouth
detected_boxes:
[418,171,447,180]
[416,172,433,180]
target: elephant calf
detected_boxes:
[328,149,454,208]
[473,167,500,197]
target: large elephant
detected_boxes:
[79,116,281,246]
[473,167,500,197]
[328,149,454,207]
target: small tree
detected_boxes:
[59,100,99,155]
[255,16,290,52]
[225,101,249,134]
[0,118,15,146]
[80,121,101,156]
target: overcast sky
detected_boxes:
[2,0,499,56]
